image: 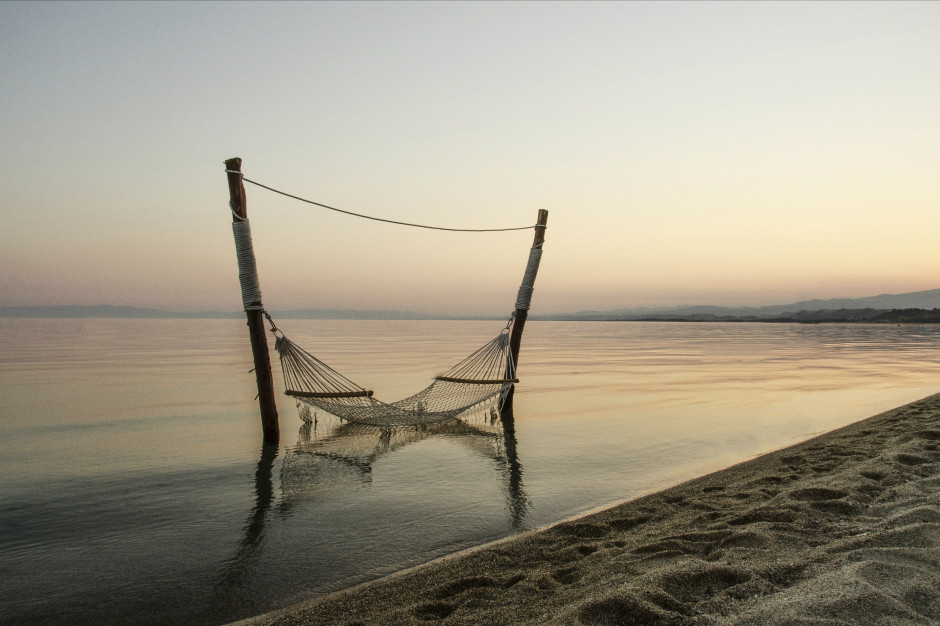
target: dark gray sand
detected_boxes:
[238,393,940,625]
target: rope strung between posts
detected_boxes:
[224,170,543,233]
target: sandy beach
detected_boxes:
[239,393,940,625]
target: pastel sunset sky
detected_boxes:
[2,1,938,316]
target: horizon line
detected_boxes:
[2,287,938,320]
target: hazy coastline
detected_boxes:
[2,287,940,323]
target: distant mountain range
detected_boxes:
[535,288,940,322]
[2,288,939,322]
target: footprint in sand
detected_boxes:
[576,544,599,556]
[727,506,800,526]
[550,566,581,585]
[577,593,681,626]
[884,505,940,528]
[552,541,602,561]
[716,529,775,550]
[414,601,455,620]
[656,562,752,604]
[608,514,651,532]
[914,429,940,440]
[755,475,787,486]
[788,487,861,515]
[895,453,930,466]
[788,487,848,502]
[433,574,520,600]
[631,530,733,559]
[420,574,527,620]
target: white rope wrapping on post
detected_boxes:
[514,245,543,311]
[232,220,263,309]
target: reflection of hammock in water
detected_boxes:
[219,413,530,599]
[281,416,505,491]
[225,161,548,432]
[279,410,529,528]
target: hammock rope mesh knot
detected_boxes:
[274,327,517,429]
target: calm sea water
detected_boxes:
[1,319,939,624]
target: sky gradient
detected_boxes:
[2,1,938,316]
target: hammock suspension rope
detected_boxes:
[225,170,542,233]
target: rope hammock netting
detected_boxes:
[226,163,547,431]
[274,322,517,429]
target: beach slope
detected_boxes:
[239,393,940,625]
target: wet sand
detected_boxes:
[238,393,940,625]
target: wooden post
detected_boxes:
[502,209,549,411]
[226,157,279,444]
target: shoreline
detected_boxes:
[237,393,940,625]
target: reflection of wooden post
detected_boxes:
[218,442,278,588]
[503,209,549,411]
[225,157,279,444]
[497,402,528,529]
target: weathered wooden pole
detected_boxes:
[502,209,549,411]
[225,157,279,444]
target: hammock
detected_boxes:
[225,161,547,433]
[273,323,517,429]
